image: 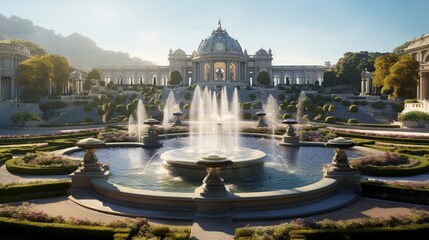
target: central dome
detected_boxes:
[195,24,243,57]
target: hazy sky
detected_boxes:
[1,0,428,66]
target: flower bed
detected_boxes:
[6,152,80,175]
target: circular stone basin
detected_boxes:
[161,147,266,180]
[66,136,364,193]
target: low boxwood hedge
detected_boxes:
[289,223,429,240]
[0,152,12,164]
[5,159,79,175]
[357,154,429,176]
[0,217,130,240]
[361,181,429,205]
[0,181,71,203]
[0,131,98,145]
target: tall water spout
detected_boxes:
[263,94,279,129]
[189,86,241,156]
[128,99,148,142]
[162,91,180,127]
[296,91,307,124]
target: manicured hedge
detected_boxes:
[5,159,79,175]
[0,152,12,164]
[361,181,429,205]
[357,154,429,176]
[289,224,429,240]
[0,131,98,145]
[0,181,71,203]
[0,217,130,240]
[335,132,429,145]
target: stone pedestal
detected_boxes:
[193,154,234,216]
[324,138,361,193]
[141,118,162,148]
[172,111,184,127]
[279,118,300,145]
[70,138,108,189]
[255,111,267,127]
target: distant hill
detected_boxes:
[0,14,155,71]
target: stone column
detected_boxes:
[226,61,230,82]
[10,77,15,100]
[210,61,214,82]
[422,76,429,100]
[365,79,371,94]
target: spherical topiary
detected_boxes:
[286,104,297,113]
[348,118,359,124]
[183,104,190,110]
[241,102,252,110]
[325,116,336,123]
[328,104,336,112]
[349,104,359,113]
[282,113,291,119]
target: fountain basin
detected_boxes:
[161,147,266,180]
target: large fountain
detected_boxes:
[161,86,266,179]
[66,85,363,219]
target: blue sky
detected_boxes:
[1,0,428,65]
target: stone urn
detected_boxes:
[196,154,233,196]
[70,138,108,188]
[141,118,162,147]
[75,137,106,172]
[325,137,355,171]
[255,111,267,127]
[324,137,361,193]
[172,111,184,126]
[194,153,234,216]
[279,118,300,145]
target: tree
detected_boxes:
[321,70,339,87]
[384,55,419,99]
[373,54,399,88]
[257,71,271,86]
[16,55,53,99]
[88,68,101,80]
[45,55,70,94]
[334,51,386,93]
[392,41,411,56]
[168,71,183,86]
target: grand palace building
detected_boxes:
[98,22,327,87]
[0,40,31,101]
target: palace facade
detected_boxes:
[0,40,31,101]
[98,23,326,86]
[403,34,429,115]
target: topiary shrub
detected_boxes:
[348,118,359,124]
[183,104,190,110]
[332,96,341,102]
[249,93,257,100]
[279,103,288,111]
[349,104,359,113]
[328,104,336,112]
[398,111,429,122]
[325,116,336,123]
[404,99,418,103]
[286,105,297,113]
[282,113,291,119]
[303,115,311,121]
[241,102,252,110]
